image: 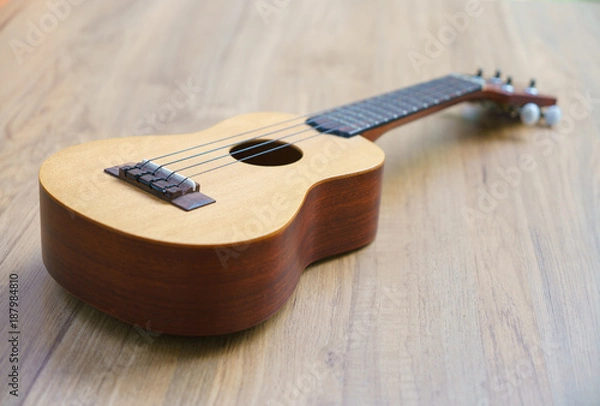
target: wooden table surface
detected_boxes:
[1,0,599,405]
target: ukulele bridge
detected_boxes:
[104,160,215,211]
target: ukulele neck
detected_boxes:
[306,74,485,141]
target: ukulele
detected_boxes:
[39,70,560,335]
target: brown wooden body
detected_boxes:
[39,113,384,335]
[40,168,382,335]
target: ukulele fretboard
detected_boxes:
[306,74,483,137]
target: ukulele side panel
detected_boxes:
[40,165,383,336]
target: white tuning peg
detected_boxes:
[520,103,541,126]
[543,105,562,126]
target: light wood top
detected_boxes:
[1,0,599,405]
[39,112,384,245]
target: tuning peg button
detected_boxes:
[526,78,538,95]
[502,76,514,92]
[520,103,541,126]
[543,105,562,126]
[491,69,503,84]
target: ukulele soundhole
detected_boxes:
[230,139,303,166]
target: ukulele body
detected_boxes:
[39,73,560,336]
[39,112,385,335]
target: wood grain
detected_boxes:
[39,120,383,334]
[1,0,599,405]
[38,113,384,245]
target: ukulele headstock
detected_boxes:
[469,68,561,126]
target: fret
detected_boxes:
[327,112,362,133]
[309,112,357,135]
[348,103,390,124]
[379,96,412,116]
[336,105,383,131]
[373,94,416,115]
[362,99,400,119]
[329,112,357,127]
[307,75,482,137]
[334,109,372,128]
[346,103,384,122]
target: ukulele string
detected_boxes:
[146,74,470,168]
[165,115,349,186]
[155,119,314,168]
[184,127,339,179]
[141,93,399,183]
[145,85,399,166]
[137,116,346,188]
[187,78,500,179]
[147,102,390,178]
[169,125,319,174]
[147,115,306,162]
[141,114,336,177]
[146,103,343,163]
